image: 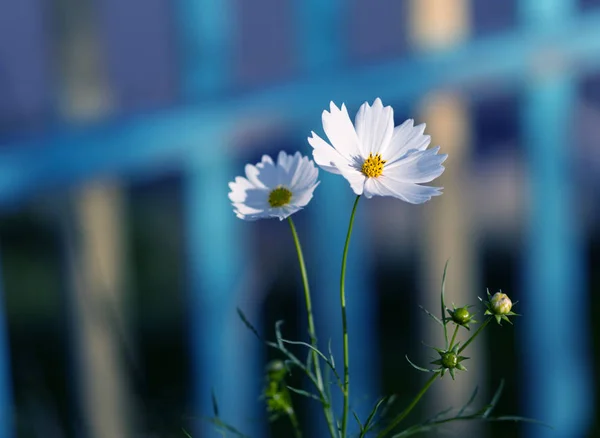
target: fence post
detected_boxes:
[521,66,593,438]
[519,1,593,436]
[184,132,264,437]
[0,250,14,438]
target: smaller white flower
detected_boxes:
[308,98,447,204]
[228,151,320,221]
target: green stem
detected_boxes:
[340,195,361,438]
[288,409,303,438]
[448,324,460,350]
[377,374,439,437]
[458,318,491,354]
[287,217,337,438]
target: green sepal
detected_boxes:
[406,355,438,373]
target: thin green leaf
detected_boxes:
[286,385,323,403]
[429,406,454,421]
[281,339,330,366]
[489,416,552,428]
[418,305,444,326]
[390,413,549,438]
[360,396,389,436]
[281,338,342,387]
[211,389,220,417]
[182,428,193,438]
[328,338,336,370]
[441,260,450,349]
[391,423,434,437]
[377,394,398,423]
[388,379,550,438]
[323,363,333,402]
[456,386,479,417]
[406,355,436,373]
[237,308,261,340]
[274,320,286,348]
[204,417,251,438]
[353,410,365,432]
[483,379,504,418]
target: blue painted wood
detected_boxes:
[0,251,14,438]
[0,0,50,129]
[183,130,264,437]
[234,0,297,86]
[521,72,593,438]
[95,0,177,110]
[293,0,344,73]
[177,0,233,98]
[1,11,600,209]
[520,1,593,436]
[347,0,409,61]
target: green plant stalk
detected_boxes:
[448,325,460,350]
[288,217,337,438]
[287,406,303,438]
[458,317,491,354]
[377,374,439,438]
[340,195,361,438]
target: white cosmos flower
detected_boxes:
[308,98,447,203]
[228,151,320,221]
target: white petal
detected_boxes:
[370,176,443,204]
[363,178,383,199]
[236,187,270,210]
[228,177,254,202]
[308,131,365,194]
[308,131,344,174]
[355,98,394,156]
[384,120,431,164]
[280,205,302,220]
[322,102,362,160]
[233,202,264,215]
[276,150,299,175]
[290,157,319,192]
[338,167,366,195]
[246,158,280,189]
[232,201,268,221]
[229,151,320,221]
[385,147,447,183]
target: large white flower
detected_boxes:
[228,151,320,221]
[308,98,447,203]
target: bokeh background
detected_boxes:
[0,0,599,437]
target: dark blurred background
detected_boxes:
[0,0,599,437]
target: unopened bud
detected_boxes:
[490,292,512,315]
[447,305,476,329]
[441,351,458,369]
[266,360,286,381]
[481,290,519,325]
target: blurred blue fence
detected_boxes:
[0,0,599,437]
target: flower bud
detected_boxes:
[266,360,286,381]
[481,289,519,325]
[490,292,512,315]
[441,351,458,369]
[446,305,476,329]
[263,360,293,418]
[430,344,469,380]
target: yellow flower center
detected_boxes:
[268,186,292,207]
[361,153,386,178]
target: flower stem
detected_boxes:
[377,374,439,437]
[340,195,361,438]
[458,317,491,354]
[449,324,460,350]
[287,217,337,438]
[288,409,303,438]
